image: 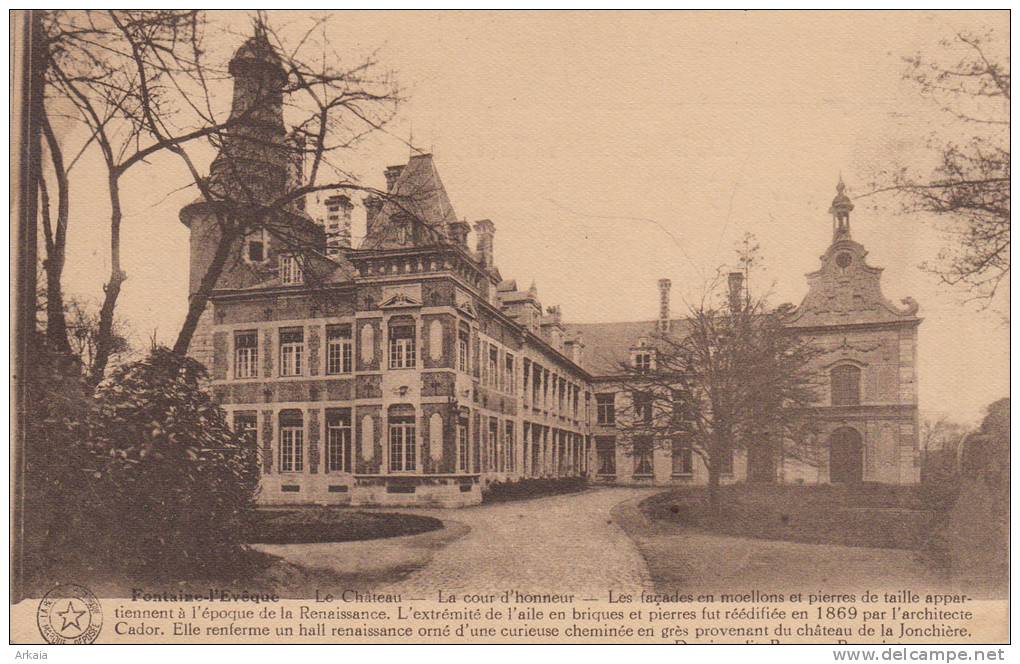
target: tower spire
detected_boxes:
[207,25,289,206]
[828,174,854,241]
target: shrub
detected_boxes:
[482,476,587,504]
[919,448,961,512]
[88,348,259,578]
[22,343,97,581]
[939,399,1009,588]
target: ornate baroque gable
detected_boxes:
[789,180,919,329]
[790,238,919,328]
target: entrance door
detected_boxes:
[829,427,863,483]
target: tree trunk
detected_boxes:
[707,462,721,514]
[39,112,71,355]
[88,172,126,386]
[173,219,237,356]
[707,430,728,515]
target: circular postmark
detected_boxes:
[37,584,103,644]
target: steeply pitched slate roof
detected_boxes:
[563,318,691,376]
[362,154,459,250]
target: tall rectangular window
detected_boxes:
[279,411,304,472]
[234,330,258,379]
[596,393,616,425]
[633,437,654,476]
[279,254,303,285]
[457,412,469,472]
[505,420,515,472]
[233,412,258,446]
[326,324,352,375]
[505,354,515,394]
[388,414,416,472]
[279,328,304,377]
[717,447,734,475]
[672,388,695,426]
[388,322,416,369]
[326,410,352,473]
[457,325,470,373]
[488,417,499,471]
[488,346,498,388]
[671,438,693,476]
[596,437,616,476]
[633,392,653,424]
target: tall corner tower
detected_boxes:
[177,24,321,365]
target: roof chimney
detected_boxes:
[448,220,470,248]
[473,219,495,268]
[728,272,744,313]
[566,333,585,365]
[384,164,405,192]
[364,195,384,231]
[657,278,672,333]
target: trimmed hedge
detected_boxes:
[482,476,588,504]
[250,509,442,544]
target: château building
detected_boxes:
[566,180,922,488]
[181,30,921,507]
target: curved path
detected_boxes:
[379,487,658,597]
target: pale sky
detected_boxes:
[53,10,1009,424]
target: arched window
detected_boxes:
[830,365,861,406]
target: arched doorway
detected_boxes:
[829,427,863,483]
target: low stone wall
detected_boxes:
[257,475,482,508]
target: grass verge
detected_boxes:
[640,483,936,550]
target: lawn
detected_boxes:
[249,508,443,544]
[22,510,444,600]
[640,483,937,550]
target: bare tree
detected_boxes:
[41,10,208,383]
[162,15,401,354]
[615,275,820,511]
[98,12,405,356]
[39,10,404,380]
[919,413,969,482]
[64,297,134,373]
[37,116,71,354]
[873,30,1009,307]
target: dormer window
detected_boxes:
[244,229,268,264]
[279,254,303,285]
[634,351,653,371]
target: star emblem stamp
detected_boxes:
[36,584,103,644]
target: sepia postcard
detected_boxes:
[9,8,1010,652]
